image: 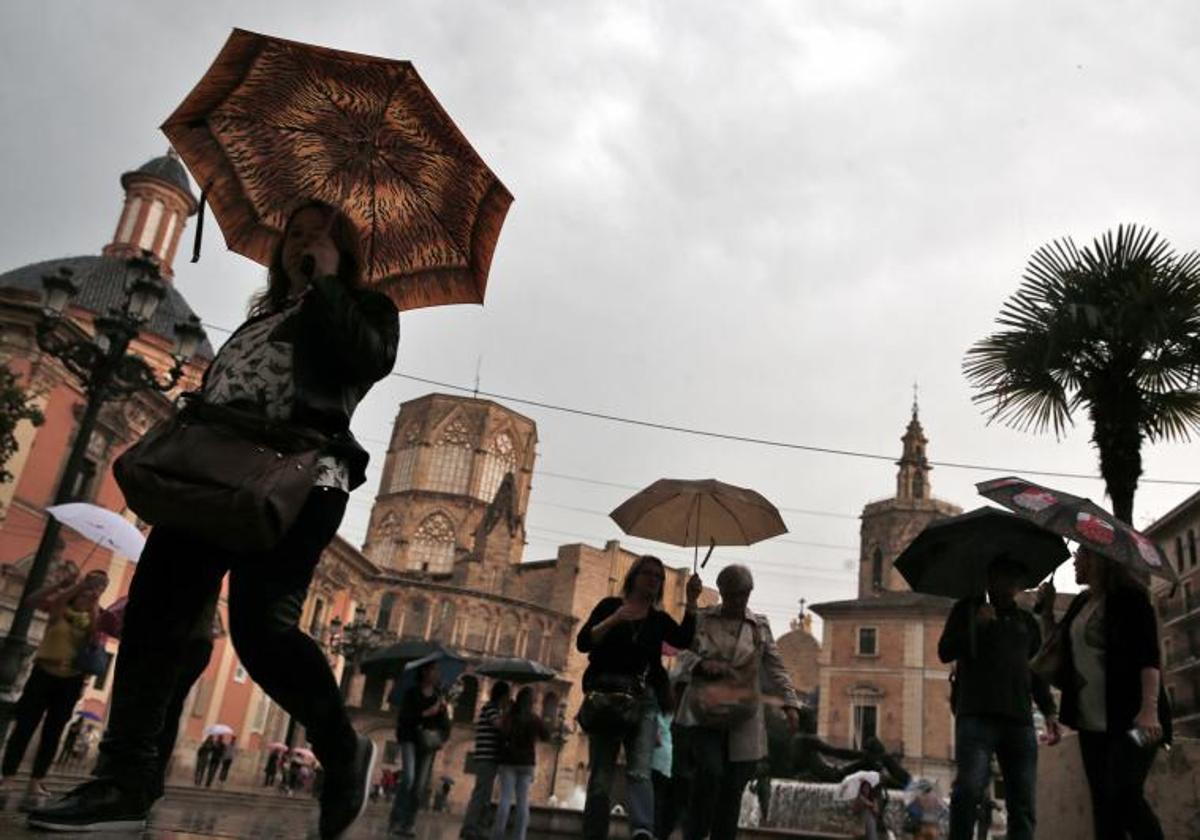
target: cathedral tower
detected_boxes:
[857,399,961,597]
[362,394,537,576]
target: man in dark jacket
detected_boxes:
[938,556,1060,840]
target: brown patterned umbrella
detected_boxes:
[162,29,513,311]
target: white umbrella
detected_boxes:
[835,770,881,801]
[46,503,145,560]
[204,723,235,737]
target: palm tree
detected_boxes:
[964,224,1200,523]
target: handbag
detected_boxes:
[1029,625,1067,687]
[687,618,761,729]
[577,674,645,735]
[73,639,109,678]
[114,397,325,552]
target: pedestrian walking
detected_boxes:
[0,566,108,805]
[938,555,1061,840]
[576,555,701,840]
[389,660,450,837]
[904,780,946,840]
[264,751,280,788]
[460,680,511,840]
[193,737,214,787]
[30,200,397,838]
[218,736,237,786]
[490,687,549,840]
[675,565,802,840]
[204,737,226,788]
[854,780,881,840]
[57,717,84,767]
[1037,548,1171,840]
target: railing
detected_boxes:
[1166,643,1200,672]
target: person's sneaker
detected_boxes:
[318,734,377,840]
[26,778,148,832]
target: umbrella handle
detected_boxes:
[700,538,717,570]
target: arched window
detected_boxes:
[477,432,518,502]
[399,597,429,640]
[464,611,489,653]
[871,548,884,591]
[409,513,456,574]
[1190,530,1198,568]
[454,675,479,724]
[541,691,560,727]
[525,621,546,661]
[425,416,473,494]
[376,593,396,631]
[496,613,520,656]
[430,600,456,642]
[1177,537,1186,572]
[912,471,925,499]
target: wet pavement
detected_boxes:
[0,792,475,839]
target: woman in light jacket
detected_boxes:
[675,564,803,840]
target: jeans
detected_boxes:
[461,759,499,839]
[583,694,657,839]
[390,741,435,830]
[2,664,85,779]
[949,715,1037,840]
[675,727,756,840]
[492,765,534,840]
[96,489,356,795]
[1077,731,1163,840]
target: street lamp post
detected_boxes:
[548,705,571,802]
[0,254,205,717]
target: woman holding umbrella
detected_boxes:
[576,555,701,840]
[1036,548,1171,840]
[0,565,108,805]
[30,200,398,839]
[390,658,451,837]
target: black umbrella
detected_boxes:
[894,507,1069,599]
[474,657,556,684]
[359,639,460,677]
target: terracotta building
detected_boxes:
[1143,489,1200,739]
[810,402,962,787]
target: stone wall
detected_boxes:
[1035,734,1200,840]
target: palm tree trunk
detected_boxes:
[1090,391,1142,524]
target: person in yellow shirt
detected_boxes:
[1,563,107,803]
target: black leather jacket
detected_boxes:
[204,274,399,490]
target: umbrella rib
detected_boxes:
[375,150,470,263]
[709,495,752,544]
[213,114,353,142]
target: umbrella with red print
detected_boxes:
[976,476,1179,584]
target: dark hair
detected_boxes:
[621,555,665,605]
[249,199,365,317]
[490,680,511,704]
[1082,547,1145,593]
[513,686,535,719]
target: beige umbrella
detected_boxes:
[609,478,788,571]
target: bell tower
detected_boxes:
[896,386,932,502]
[101,148,198,279]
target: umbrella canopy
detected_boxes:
[610,478,787,570]
[77,710,102,722]
[96,596,127,639]
[977,476,1178,583]
[360,639,460,677]
[266,742,289,753]
[835,770,881,801]
[46,503,145,560]
[894,507,1069,599]
[163,28,513,312]
[289,747,317,764]
[388,649,469,704]
[204,723,235,737]
[474,657,556,684]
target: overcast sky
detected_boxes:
[5,1,1200,635]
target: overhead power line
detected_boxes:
[202,321,1200,487]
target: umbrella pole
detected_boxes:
[692,496,703,573]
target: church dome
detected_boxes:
[0,255,214,359]
[121,151,198,212]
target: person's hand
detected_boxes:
[685,574,702,608]
[976,604,996,624]
[1134,706,1163,745]
[1043,714,1062,746]
[303,237,340,279]
[1035,580,1056,615]
[611,601,648,624]
[50,560,80,588]
[785,707,800,734]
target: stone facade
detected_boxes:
[1144,489,1200,739]
[811,403,962,789]
[774,611,820,700]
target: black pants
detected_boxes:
[97,489,356,794]
[2,665,84,778]
[676,727,755,840]
[1078,731,1163,840]
[653,769,688,840]
[151,637,212,798]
